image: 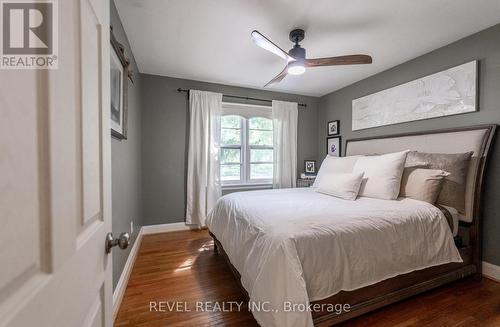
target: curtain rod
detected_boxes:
[177,88,307,108]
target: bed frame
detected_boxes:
[209,124,497,326]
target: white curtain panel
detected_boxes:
[272,100,298,189]
[186,90,223,226]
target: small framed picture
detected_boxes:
[326,136,342,157]
[304,160,316,175]
[327,120,339,136]
[110,26,132,140]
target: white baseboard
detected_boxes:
[112,229,144,322]
[141,222,200,235]
[112,222,199,321]
[482,261,500,282]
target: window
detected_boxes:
[220,105,273,186]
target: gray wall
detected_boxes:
[110,0,143,289]
[317,24,500,265]
[141,75,319,225]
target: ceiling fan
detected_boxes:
[251,29,372,86]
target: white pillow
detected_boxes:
[315,172,365,201]
[352,150,409,200]
[312,155,361,188]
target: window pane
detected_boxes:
[221,128,241,145]
[249,130,273,146]
[249,117,272,130]
[221,115,241,128]
[250,149,273,163]
[221,164,241,181]
[250,163,273,180]
[221,148,240,164]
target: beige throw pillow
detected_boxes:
[399,168,450,204]
[405,151,473,212]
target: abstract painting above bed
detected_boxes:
[352,60,477,131]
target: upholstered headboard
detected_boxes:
[346,125,496,222]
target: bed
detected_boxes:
[207,124,496,326]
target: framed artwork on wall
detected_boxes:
[326,136,341,157]
[327,120,339,136]
[110,26,133,140]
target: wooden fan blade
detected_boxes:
[251,30,294,62]
[306,55,372,67]
[264,66,288,87]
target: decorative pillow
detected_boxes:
[315,172,365,201]
[405,151,473,212]
[405,161,429,168]
[399,168,450,204]
[352,150,409,200]
[312,155,361,188]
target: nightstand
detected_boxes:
[297,178,315,188]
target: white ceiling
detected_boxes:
[115,0,500,97]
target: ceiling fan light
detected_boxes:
[287,61,305,75]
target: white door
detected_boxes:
[0,0,114,326]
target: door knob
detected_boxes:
[105,232,130,253]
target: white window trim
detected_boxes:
[221,102,273,189]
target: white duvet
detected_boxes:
[206,188,462,327]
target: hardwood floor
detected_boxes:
[115,230,500,327]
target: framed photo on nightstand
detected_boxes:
[304,160,316,175]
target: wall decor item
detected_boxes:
[304,160,316,175]
[327,120,339,135]
[352,60,478,131]
[327,136,341,157]
[110,26,133,140]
